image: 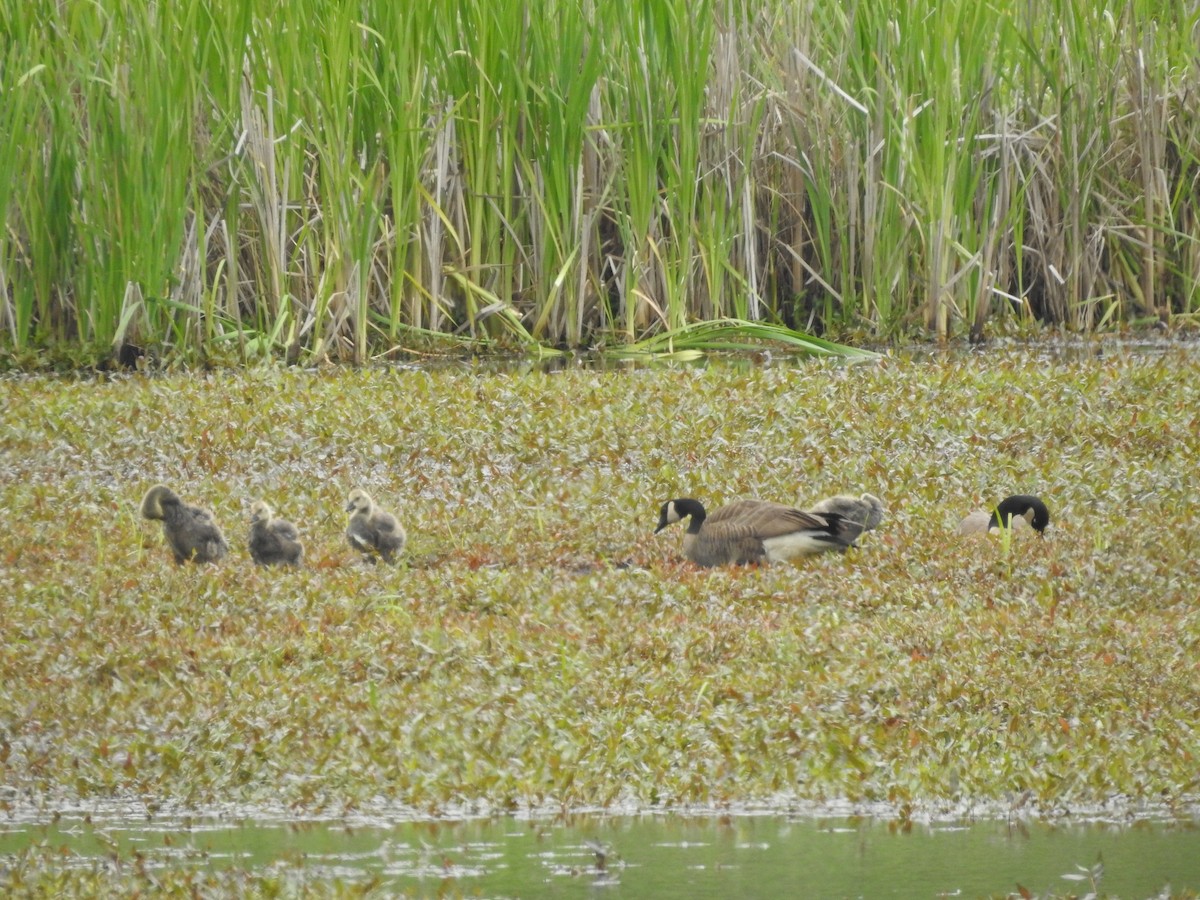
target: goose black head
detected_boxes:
[655,499,705,533]
[993,494,1050,534]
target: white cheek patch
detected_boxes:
[990,516,1030,534]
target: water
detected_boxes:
[2,810,1197,897]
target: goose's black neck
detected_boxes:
[675,498,707,533]
[989,494,1050,532]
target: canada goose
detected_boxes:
[654,497,855,567]
[248,500,304,566]
[808,493,885,541]
[346,488,406,563]
[957,494,1050,536]
[140,484,229,564]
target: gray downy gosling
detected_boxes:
[248,500,304,566]
[140,484,229,564]
[807,492,885,542]
[346,488,406,563]
[655,497,856,567]
[957,494,1050,536]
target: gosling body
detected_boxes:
[655,497,855,567]
[808,493,885,542]
[957,494,1050,536]
[248,500,304,566]
[346,488,406,563]
[140,484,228,564]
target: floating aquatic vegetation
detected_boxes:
[0,348,1198,822]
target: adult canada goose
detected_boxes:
[808,493,885,542]
[140,484,229,564]
[654,497,856,567]
[957,494,1050,536]
[346,488,406,563]
[247,500,304,566]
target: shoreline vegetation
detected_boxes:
[3,1,1199,368]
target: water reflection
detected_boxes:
[2,810,1198,897]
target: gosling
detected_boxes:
[346,488,406,563]
[957,494,1050,536]
[140,484,229,564]
[248,500,304,566]
[808,493,885,542]
[655,497,855,567]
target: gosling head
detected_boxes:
[249,500,272,525]
[346,488,373,517]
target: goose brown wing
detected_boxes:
[723,503,835,539]
[707,499,775,523]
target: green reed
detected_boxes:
[2,0,1197,365]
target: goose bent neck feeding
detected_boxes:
[140,484,229,565]
[957,494,1050,536]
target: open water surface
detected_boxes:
[2,809,1198,897]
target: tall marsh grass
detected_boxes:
[2,0,1198,362]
